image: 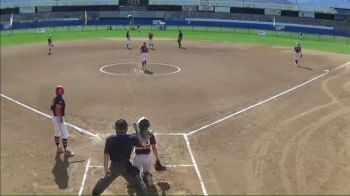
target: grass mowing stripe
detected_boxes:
[1,26,349,54]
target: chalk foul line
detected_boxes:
[332,61,350,71]
[78,158,91,196]
[186,69,330,136]
[184,134,208,196]
[184,61,349,195]
[0,93,99,138]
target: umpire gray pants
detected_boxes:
[92,161,147,195]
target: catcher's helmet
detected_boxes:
[138,117,150,130]
[55,85,64,96]
[115,118,128,133]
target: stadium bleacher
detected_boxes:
[1,0,349,11]
[1,0,349,32]
[0,0,118,8]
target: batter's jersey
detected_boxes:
[48,38,52,45]
[148,33,153,39]
[126,33,130,39]
[294,46,301,53]
[105,133,139,162]
[51,95,65,116]
[135,133,156,155]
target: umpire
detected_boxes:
[92,119,147,196]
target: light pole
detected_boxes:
[188,8,191,25]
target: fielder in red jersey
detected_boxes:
[132,117,165,187]
[294,42,303,66]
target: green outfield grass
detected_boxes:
[1,25,349,54]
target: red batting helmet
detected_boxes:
[55,85,64,95]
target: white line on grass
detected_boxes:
[0,93,99,138]
[78,158,91,196]
[184,134,208,196]
[186,69,330,136]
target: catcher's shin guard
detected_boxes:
[142,173,154,188]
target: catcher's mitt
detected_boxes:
[154,160,166,171]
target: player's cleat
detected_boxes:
[57,147,64,154]
[64,150,74,157]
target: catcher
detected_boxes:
[132,117,166,187]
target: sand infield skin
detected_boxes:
[1,38,350,195]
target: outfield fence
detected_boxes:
[1,18,349,45]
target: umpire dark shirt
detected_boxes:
[104,133,139,162]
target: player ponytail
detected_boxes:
[138,117,152,141]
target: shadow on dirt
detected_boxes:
[52,154,69,189]
[127,181,170,195]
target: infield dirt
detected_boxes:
[1,39,349,194]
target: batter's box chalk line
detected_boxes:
[100,132,185,138]
[78,158,91,196]
[89,164,194,168]
[0,94,206,195]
